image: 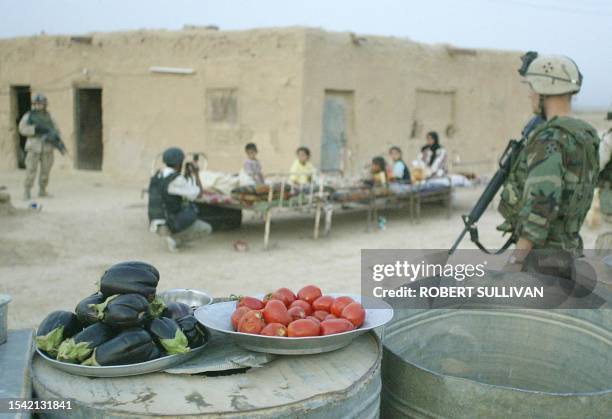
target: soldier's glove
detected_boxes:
[35,125,49,135]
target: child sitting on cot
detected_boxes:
[242,142,265,185]
[388,146,412,184]
[289,146,316,185]
[366,156,387,186]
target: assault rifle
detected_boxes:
[42,130,68,155]
[448,115,544,255]
[27,113,68,155]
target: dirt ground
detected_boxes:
[0,169,602,329]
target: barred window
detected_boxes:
[206,88,237,125]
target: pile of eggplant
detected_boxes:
[35,261,207,367]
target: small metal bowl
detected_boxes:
[158,288,213,309]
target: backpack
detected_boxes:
[147,170,179,222]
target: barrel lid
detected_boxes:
[32,332,381,416]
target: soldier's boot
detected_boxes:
[38,188,52,198]
[23,189,31,201]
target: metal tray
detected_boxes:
[194,293,393,355]
[157,288,213,309]
[35,342,208,378]
[35,288,212,377]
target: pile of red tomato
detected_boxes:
[231,285,366,337]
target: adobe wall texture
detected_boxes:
[301,29,531,175]
[0,27,532,179]
[0,27,305,178]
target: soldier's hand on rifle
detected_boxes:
[34,125,49,135]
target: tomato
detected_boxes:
[269,288,297,307]
[290,299,313,316]
[341,302,366,327]
[287,306,306,321]
[312,295,335,312]
[237,310,265,334]
[261,323,288,337]
[330,296,355,317]
[263,300,292,326]
[313,310,329,321]
[287,319,320,337]
[324,314,337,321]
[306,316,321,326]
[237,296,265,310]
[297,285,322,304]
[231,306,251,330]
[320,318,355,335]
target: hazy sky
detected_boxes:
[2,0,610,108]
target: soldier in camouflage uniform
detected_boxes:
[596,127,612,249]
[19,93,59,200]
[498,52,600,266]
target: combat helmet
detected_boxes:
[518,51,582,95]
[32,93,48,105]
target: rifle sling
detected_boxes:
[468,225,515,255]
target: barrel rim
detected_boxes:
[383,309,612,397]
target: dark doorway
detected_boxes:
[11,85,31,169]
[75,88,103,170]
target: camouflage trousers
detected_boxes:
[24,150,54,191]
[596,188,612,251]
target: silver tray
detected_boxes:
[194,293,393,355]
[35,288,212,377]
[157,288,213,309]
[35,342,208,378]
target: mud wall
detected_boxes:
[0,27,533,179]
[300,29,532,175]
[0,28,305,179]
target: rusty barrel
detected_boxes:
[381,308,611,418]
[32,331,382,418]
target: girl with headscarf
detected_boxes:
[419,131,448,178]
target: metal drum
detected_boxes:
[382,308,611,418]
[0,294,10,345]
[32,332,382,418]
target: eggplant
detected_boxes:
[100,265,159,301]
[162,302,192,321]
[75,293,105,325]
[81,328,159,366]
[96,294,150,328]
[148,295,167,318]
[36,311,81,357]
[110,261,160,280]
[150,343,165,359]
[176,314,207,348]
[147,317,189,354]
[56,322,116,363]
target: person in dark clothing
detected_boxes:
[148,147,212,252]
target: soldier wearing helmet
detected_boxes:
[498,52,600,267]
[147,147,212,252]
[18,93,61,199]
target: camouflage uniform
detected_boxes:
[19,110,57,197]
[499,116,600,252]
[596,128,612,250]
[599,128,612,222]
